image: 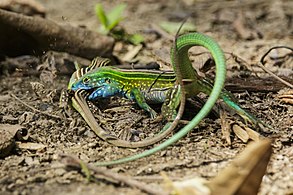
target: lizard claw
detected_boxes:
[149,109,158,119]
[151,114,164,124]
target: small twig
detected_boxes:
[147,71,168,93]
[60,154,167,195]
[10,93,62,119]
[260,46,293,65]
[226,48,293,88]
[256,62,293,88]
[227,52,251,67]
[257,46,293,88]
[122,44,143,62]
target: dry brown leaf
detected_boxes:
[16,142,46,151]
[171,178,210,195]
[163,140,272,195]
[207,139,272,195]
[244,126,260,142]
[232,124,249,143]
[278,89,293,105]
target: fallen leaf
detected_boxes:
[207,139,272,195]
[16,142,46,151]
[232,124,249,143]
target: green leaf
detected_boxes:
[107,3,127,31]
[94,3,143,45]
[95,4,108,28]
[128,34,144,45]
[159,21,197,34]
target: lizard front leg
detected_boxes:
[89,84,159,119]
[129,87,158,119]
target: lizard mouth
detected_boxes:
[80,87,96,95]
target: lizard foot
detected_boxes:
[150,114,164,124]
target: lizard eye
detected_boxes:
[83,77,90,84]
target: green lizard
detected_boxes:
[70,32,229,166]
[70,33,269,166]
[63,57,185,148]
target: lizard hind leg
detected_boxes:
[221,95,271,130]
[161,85,181,121]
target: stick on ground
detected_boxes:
[0,9,114,59]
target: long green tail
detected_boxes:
[94,32,226,166]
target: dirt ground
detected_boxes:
[0,0,292,194]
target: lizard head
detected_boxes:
[71,71,111,91]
